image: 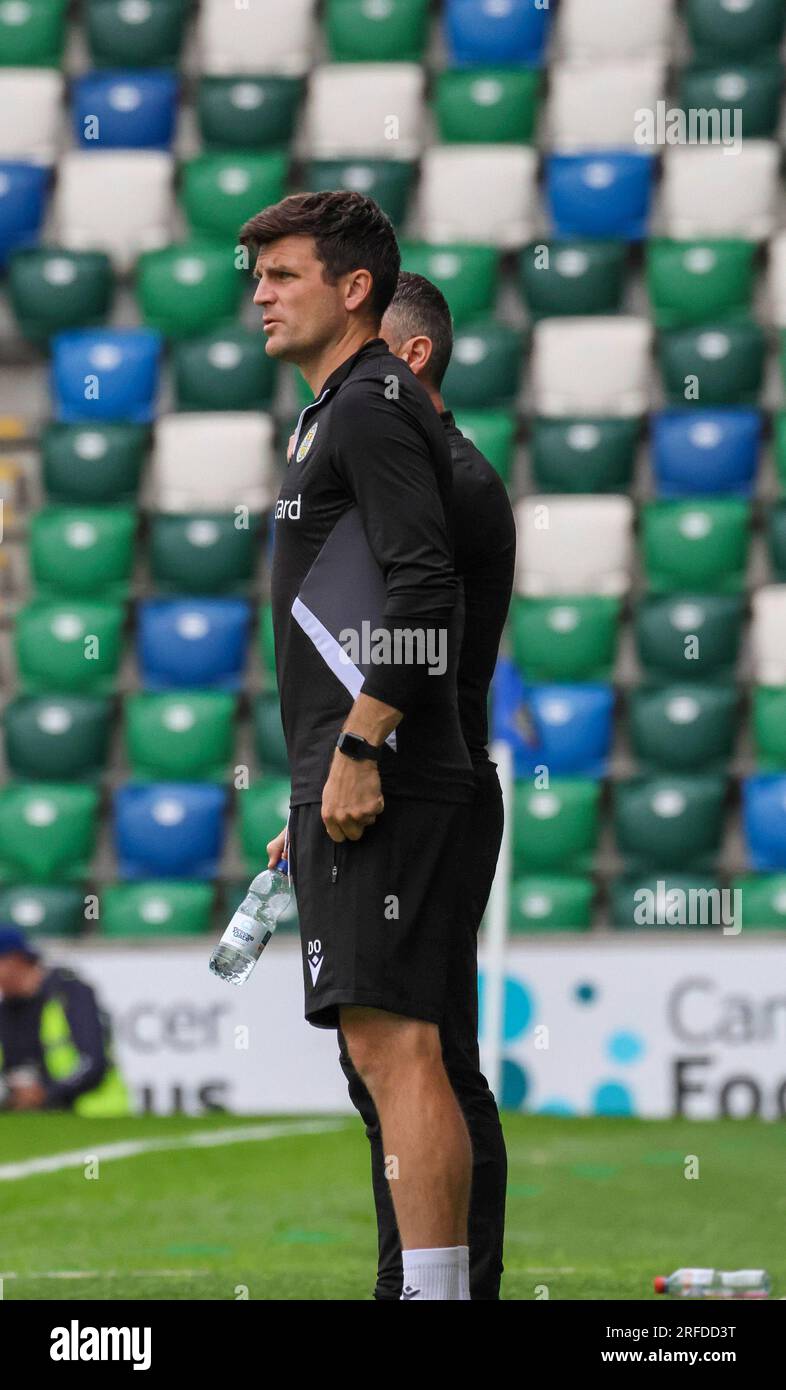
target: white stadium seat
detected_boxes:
[531,317,652,417]
[0,68,62,165]
[304,64,425,161]
[751,587,786,687]
[514,496,634,597]
[54,151,174,274]
[152,413,277,514]
[661,143,779,241]
[197,0,316,76]
[558,0,675,61]
[768,233,786,328]
[547,60,666,151]
[419,145,538,250]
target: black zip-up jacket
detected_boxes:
[0,966,108,1109]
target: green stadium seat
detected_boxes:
[610,875,725,930]
[0,883,85,937]
[172,327,277,411]
[86,0,188,66]
[14,599,125,694]
[238,778,292,877]
[442,319,524,410]
[766,502,786,581]
[634,594,744,681]
[8,249,113,342]
[646,238,756,328]
[509,874,593,932]
[452,409,516,484]
[101,881,215,937]
[181,153,288,245]
[678,63,782,140]
[773,411,786,495]
[512,779,600,874]
[628,684,738,772]
[399,242,499,327]
[731,874,786,930]
[435,68,540,143]
[4,695,111,781]
[641,499,750,593]
[0,0,67,66]
[136,242,244,339]
[510,596,622,682]
[530,417,639,493]
[0,783,98,883]
[520,240,627,319]
[224,878,299,934]
[613,775,726,872]
[304,160,415,226]
[258,602,278,692]
[41,423,148,505]
[326,0,430,61]
[685,0,785,61]
[752,687,786,770]
[149,514,261,595]
[253,693,289,776]
[659,321,766,405]
[197,75,303,150]
[124,691,237,781]
[29,506,136,599]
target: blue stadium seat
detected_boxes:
[492,658,613,778]
[651,408,762,498]
[742,775,786,871]
[0,162,48,269]
[72,71,178,149]
[51,328,162,422]
[546,153,656,241]
[113,782,227,879]
[444,0,552,68]
[136,598,251,690]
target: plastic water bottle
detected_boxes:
[209,861,291,986]
[654,1269,771,1299]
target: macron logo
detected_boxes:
[308,955,323,985]
[51,1320,151,1371]
[275,495,301,520]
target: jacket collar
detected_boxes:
[319,337,388,395]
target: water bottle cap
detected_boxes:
[653,1276,666,1293]
[277,858,289,874]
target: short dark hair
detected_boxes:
[384,271,454,388]
[239,190,401,322]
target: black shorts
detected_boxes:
[288,797,472,1029]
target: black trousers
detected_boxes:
[337,763,508,1300]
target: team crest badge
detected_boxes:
[296,423,318,462]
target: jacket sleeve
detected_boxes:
[44,978,109,1109]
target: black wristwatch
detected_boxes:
[336,731,381,763]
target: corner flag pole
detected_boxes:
[481,738,513,1106]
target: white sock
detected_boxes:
[401,1246,470,1301]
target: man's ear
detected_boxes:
[402,334,434,378]
[344,268,374,315]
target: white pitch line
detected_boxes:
[1,1270,212,1280]
[0,1119,349,1183]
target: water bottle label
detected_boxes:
[219,909,272,956]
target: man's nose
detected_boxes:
[253,279,275,306]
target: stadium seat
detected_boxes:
[685,0,785,61]
[29,505,137,598]
[55,149,174,271]
[511,778,600,874]
[418,145,538,249]
[444,0,552,67]
[151,414,275,513]
[441,320,523,409]
[558,0,675,61]
[519,240,627,318]
[72,71,178,149]
[731,874,786,930]
[136,242,244,339]
[547,60,665,151]
[0,68,62,164]
[86,0,189,68]
[530,417,639,493]
[650,408,761,498]
[0,884,84,938]
[628,684,738,772]
[0,161,48,268]
[181,152,288,245]
[661,144,779,240]
[515,495,633,597]
[613,774,726,871]
[0,783,98,882]
[647,239,756,328]
[197,0,316,76]
[7,248,113,342]
[452,409,516,483]
[197,76,303,150]
[41,422,148,504]
[124,691,237,781]
[4,694,111,781]
[326,0,430,62]
[0,0,67,66]
[658,322,766,407]
[634,593,744,680]
[610,875,725,930]
[149,514,262,595]
[531,317,651,417]
[136,598,251,691]
[400,242,499,326]
[492,659,613,777]
[753,688,786,770]
[304,158,415,225]
[640,499,750,593]
[253,693,290,776]
[751,586,786,685]
[51,329,162,424]
[742,776,786,871]
[678,62,782,140]
[14,599,125,693]
[172,328,277,412]
[113,782,228,879]
[509,874,594,932]
[101,880,214,937]
[434,67,540,143]
[238,778,293,877]
[258,602,278,692]
[766,501,786,580]
[305,63,425,161]
[546,152,655,241]
[510,595,622,682]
